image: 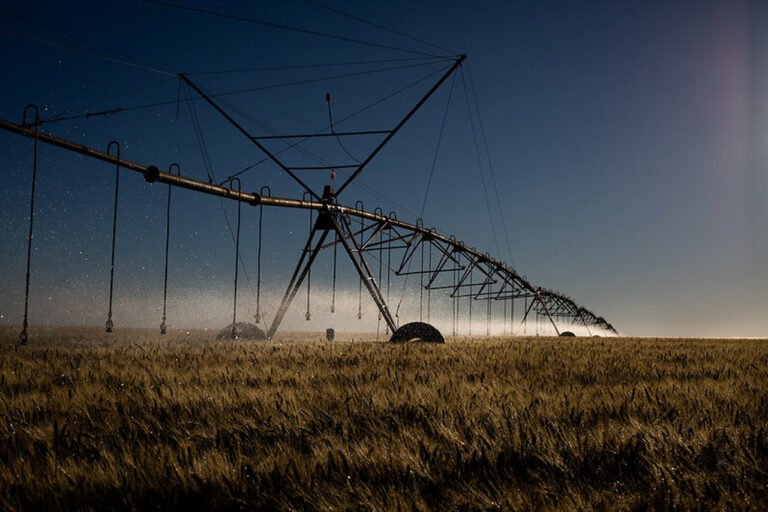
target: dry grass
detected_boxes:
[0,327,767,511]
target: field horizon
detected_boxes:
[8,324,761,341]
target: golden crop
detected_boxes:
[1,328,766,510]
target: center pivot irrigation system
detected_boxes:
[2,3,618,345]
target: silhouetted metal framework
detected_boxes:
[0,54,618,341]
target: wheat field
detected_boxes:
[0,327,766,510]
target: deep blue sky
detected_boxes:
[1,0,766,337]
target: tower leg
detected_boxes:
[331,214,397,333]
[266,226,330,339]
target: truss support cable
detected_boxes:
[301,0,457,55]
[184,83,215,181]
[217,65,455,189]
[210,64,445,180]
[420,72,456,219]
[160,163,180,334]
[460,66,502,260]
[185,84,259,302]
[18,106,39,346]
[181,74,320,200]
[105,141,121,333]
[187,56,446,76]
[0,7,170,75]
[218,94,339,182]
[467,65,515,267]
[43,78,171,126]
[335,55,465,197]
[39,60,449,127]
[0,28,175,77]
[146,0,447,58]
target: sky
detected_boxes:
[1,0,767,337]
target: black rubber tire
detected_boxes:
[389,322,445,343]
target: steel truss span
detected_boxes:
[1,117,617,341]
